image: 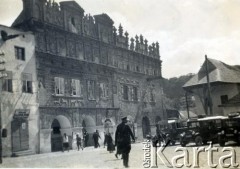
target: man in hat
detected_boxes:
[115,116,135,168]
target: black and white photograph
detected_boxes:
[0,0,240,168]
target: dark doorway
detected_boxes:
[51,119,62,152]
[142,116,151,138]
[11,119,29,152]
[51,115,72,152]
[82,116,96,147]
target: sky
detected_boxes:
[0,0,240,78]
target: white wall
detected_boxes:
[192,83,239,116]
[0,25,39,156]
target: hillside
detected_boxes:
[162,74,194,109]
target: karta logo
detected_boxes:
[143,140,239,168]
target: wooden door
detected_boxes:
[12,119,29,152]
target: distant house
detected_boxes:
[183,58,240,116]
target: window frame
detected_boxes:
[123,85,129,101]
[87,80,96,100]
[54,77,65,96]
[71,79,81,97]
[22,73,32,93]
[15,46,25,61]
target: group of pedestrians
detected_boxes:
[61,116,135,168]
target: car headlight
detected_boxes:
[234,130,238,134]
[221,130,225,134]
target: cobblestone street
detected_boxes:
[1,142,240,168]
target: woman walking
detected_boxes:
[106,133,115,153]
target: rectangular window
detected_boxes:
[150,89,155,102]
[22,73,32,93]
[54,77,64,95]
[132,86,138,101]
[2,71,13,92]
[123,85,129,100]
[2,79,12,92]
[221,95,228,104]
[88,80,95,100]
[71,79,81,96]
[15,46,25,61]
[100,82,109,98]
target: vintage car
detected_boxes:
[218,113,240,146]
[179,116,227,147]
[156,119,187,146]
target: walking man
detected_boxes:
[82,128,89,147]
[115,116,135,168]
[93,130,101,148]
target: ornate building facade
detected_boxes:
[11,0,164,153]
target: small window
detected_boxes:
[132,86,138,101]
[123,85,129,100]
[3,79,12,92]
[87,80,96,100]
[54,77,64,95]
[71,17,75,26]
[71,79,81,96]
[2,71,12,92]
[22,73,32,93]
[149,89,155,102]
[221,95,228,104]
[127,65,130,71]
[15,46,25,61]
[100,82,109,98]
[136,66,140,72]
[153,70,157,75]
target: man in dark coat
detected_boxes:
[93,130,101,148]
[115,117,135,168]
[82,128,89,147]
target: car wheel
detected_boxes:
[237,137,240,146]
[195,136,203,146]
[180,138,186,147]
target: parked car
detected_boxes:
[179,116,227,147]
[218,113,240,146]
[156,119,187,146]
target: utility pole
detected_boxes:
[185,92,190,119]
[205,55,213,116]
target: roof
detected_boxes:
[94,13,114,25]
[183,58,240,88]
[12,11,25,27]
[198,116,228,121]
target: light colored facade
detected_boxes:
[183,58,240,116]
[0,25,39,156]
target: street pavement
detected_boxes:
[1,142,240,168]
